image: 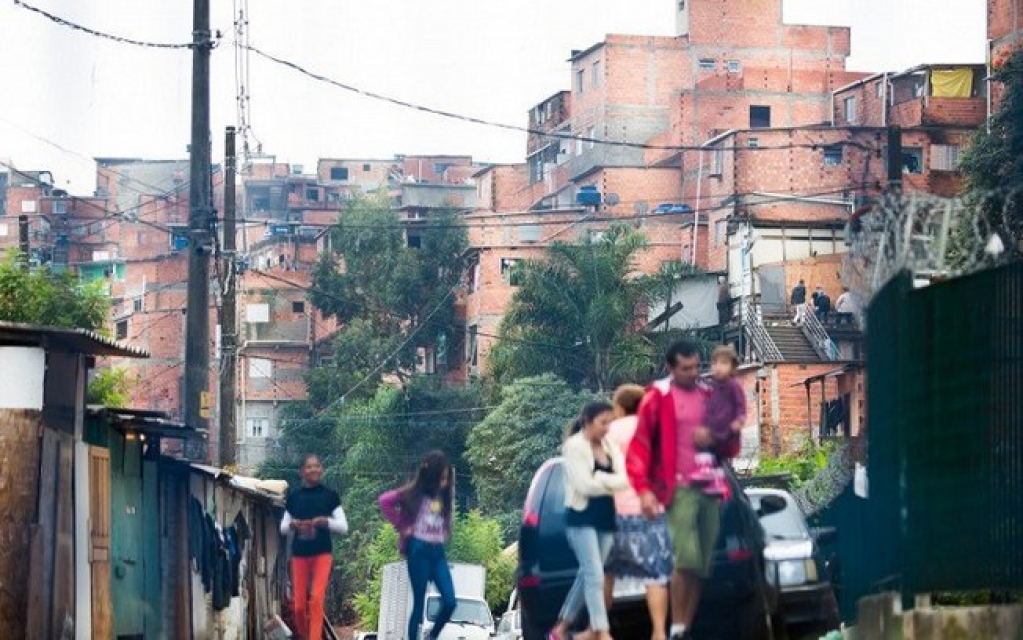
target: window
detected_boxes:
[749,105,771,128]
[467,325,478,367]
[292,300,305,313]
[902,147,924,174]
[930,144,962,171]
[318,356,335,367]
[115,320,128,341]
[363,163,372,172]
[586,126,597,149]
[698,59,715,71]
[133,298,144,313]
[306,188,319,201]
[712,147,724,176]
[844,96,857,123]
[715,219,727,246]
[876,81,884,98]
[518,224,541,243]
[52,200,68,215]
[467,262,480,293]
[500,258,523,286]
[592,60,603,86]
[823,145,844,166]
[246,417,268,438]
[576,69,585,93]
[747,137,759,148]
[406,232,422,249]
[329,167,349,181]
[727,60,742,74]
[0,223,7,237]
[248,358,272,378]
[21,200,37,213]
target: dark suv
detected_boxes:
[517,459,783,640]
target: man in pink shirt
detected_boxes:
[627,340,718,640]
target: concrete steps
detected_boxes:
[761,319,821,362]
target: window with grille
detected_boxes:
[930,144,961,171]
[823,145,844,166]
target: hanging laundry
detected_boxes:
[930,68,973,98]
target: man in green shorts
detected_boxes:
[627,340,720,640]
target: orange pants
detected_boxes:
[291,553,333,640]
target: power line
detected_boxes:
[243,43,871,154]
[12,0,200,49]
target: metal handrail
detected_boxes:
[743,298,784,362]
[800,307,840,360]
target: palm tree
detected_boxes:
[489,225,655,391]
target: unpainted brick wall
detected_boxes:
[0,409,41,638]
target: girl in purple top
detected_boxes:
[690,345,746,496]
[379,451,456,640]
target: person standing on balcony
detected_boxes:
[835,286,858,325]
[791,279,808,324]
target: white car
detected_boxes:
[495,608,521,640]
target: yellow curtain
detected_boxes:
[930,68,973,98]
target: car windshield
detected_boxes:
[748,492,809,540]
[427,597,492,626]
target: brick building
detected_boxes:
[990,0,1023,107]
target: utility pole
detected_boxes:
[886,125,903,193]
[184,0,213,455]
[219,127,238,467]
[18,215,29,270]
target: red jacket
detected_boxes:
[627,378,722,506]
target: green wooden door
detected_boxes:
[110,434,145,638]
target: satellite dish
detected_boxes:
[605,192,620,206]
[634,201,649,215]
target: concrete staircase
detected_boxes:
[761,319,821,362]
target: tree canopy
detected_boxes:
[308,196,469,405]
[488,225,657,391]
[0,251,108,330]
[464,374,597,533]
[960,48,1023,259]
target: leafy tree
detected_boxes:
[0,250,108,330]
[86,367,136,407]
[465,374,597,535]
[308,196,469,405]
[959,48,1023,259]
[488,225,656,391]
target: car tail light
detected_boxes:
[518,575,542,589]
[522,510,539,528]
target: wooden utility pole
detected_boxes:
[184,0,213,455]
[18,215,29,270]
[219,127,238,467]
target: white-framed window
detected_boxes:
[246,417,269,438]
[930,144,962,171]
[52,200,68,215]
[844,96,857,123]
[21,200,37,214]
[592,60,603,87]
[576,69,585,93]
[712,147,724,175]
[747,137,759,149]
[726,60,741,74]
[0,223,8,237]
[698,59,715,71]
[248,357,272,378]
[902,147,924,174]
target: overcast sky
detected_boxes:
[0,0,986,194]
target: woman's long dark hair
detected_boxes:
[398,450,454,520]
[565,400,614,440]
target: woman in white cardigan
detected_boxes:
[548,401,631,640]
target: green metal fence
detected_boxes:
[815,262,1023,622]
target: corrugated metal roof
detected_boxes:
[87,406,192,438]
[0,321,149,357]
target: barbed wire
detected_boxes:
[12,0,203,49]
[842,188,1020,315]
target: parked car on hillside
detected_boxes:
[746,488,841,637]
[517,458,785,640]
